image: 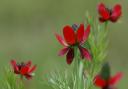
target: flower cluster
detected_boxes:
[4,2,123,89]
[54,2,123,89]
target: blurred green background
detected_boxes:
[0,0,127,89]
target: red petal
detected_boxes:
[20,66,29,75]
[58,47,69,56]
[79,46,91,60]
[63,25,76,45]
[28,65,37,73]
[76,24,84,43]
[66,48,74,64]
[81,25,90,44]
[98,3,110,20]
[94,75,106,87]
[10,60,19,73]
[109,72,123,85]
[26,61,32,67]
[55,33,68,47]
[110,4,122,22]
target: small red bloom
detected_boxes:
[55,24,91,64]
[98,3,122,23]
[11,60,37,80]
[94,72,123,89]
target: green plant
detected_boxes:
[1,68,24,89]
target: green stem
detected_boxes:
[105,21,108,30]
[73,46,84,89]
[78,60,84,89]
[20,75,23,80]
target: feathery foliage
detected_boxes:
[1,68,24,89]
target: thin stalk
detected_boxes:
[73,46,84,89]
[78,60,84,89]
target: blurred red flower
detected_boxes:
[11,60,36,80]
[94,72,123,89]
[55,24,91,64]
[98,3,122,23]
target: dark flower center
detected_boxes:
[17,62,26,70]
[72,24,79,31]
[106,8,112,15]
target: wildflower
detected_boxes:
[55,24,91,64]
[10,60,36,79]
[94,63,123,89]
[98,3,122,23]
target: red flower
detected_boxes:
[94,72,123,89]
[98,3,122,23]
[55,24,91,64]
[11,60,37,79]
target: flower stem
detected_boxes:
[73,46,84,89]
[78,60,84,89]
